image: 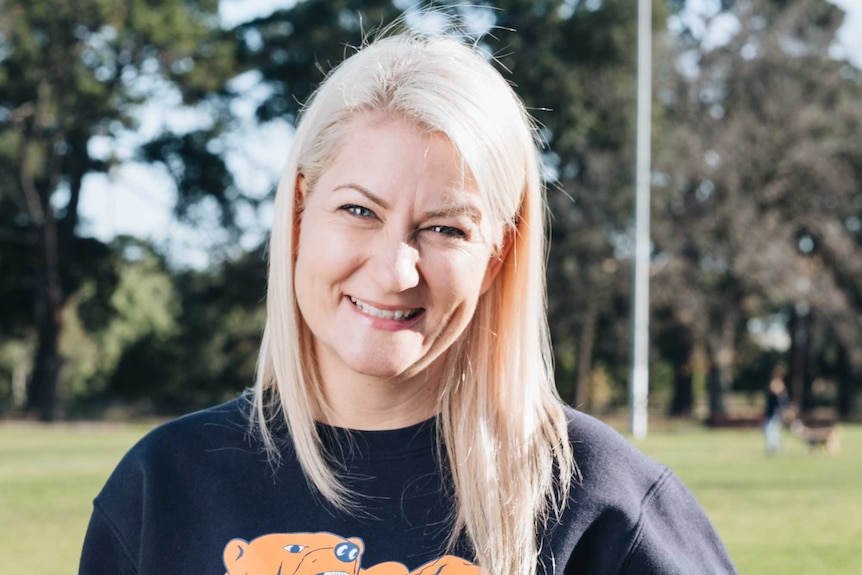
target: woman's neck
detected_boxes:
[315,361,444,431]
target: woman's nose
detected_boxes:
[370,235,420,293]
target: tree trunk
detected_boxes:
[27,190,66,421]
[20,79,67,421]
[573,301,598,409]
[707,310,736,422]
[836,347,856,418]
[666,325,694,417]
[668,361,693,417]
[788,305,811,409]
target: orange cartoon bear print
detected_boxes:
[222,532,483,575]
[362,555,483,575]
[223,532,364,575]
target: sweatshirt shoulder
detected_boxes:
[561,406,668,504]
[555,407,738,574]
[134,392,254,454]
[563,406,665,474]
[98,392,258,498]
[85,393,264,572]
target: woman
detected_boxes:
[80,32,737,575]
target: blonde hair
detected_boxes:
[253,32,574,575]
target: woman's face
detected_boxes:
[294,113,502,389]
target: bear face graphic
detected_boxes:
[223,532,364,575]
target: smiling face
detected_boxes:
[293,113,502,418]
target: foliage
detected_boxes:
[63,241,265,414]
[59,240,180,405]
[0,0,235,419]
[112,246,267,411]
[652,0,862,417]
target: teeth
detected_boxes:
[349,296,419,321]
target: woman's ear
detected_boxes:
[293,174,307,257]
[480,227,514,295]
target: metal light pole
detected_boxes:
[630,0,652,440]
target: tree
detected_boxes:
[652,0,862,419]
[0,0,233,419]
[103,243,266,412]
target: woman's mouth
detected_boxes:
[348,296,423,321]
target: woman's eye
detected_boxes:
[427,225,466,238]
[341,204,374,218]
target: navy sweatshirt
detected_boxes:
[79,393,737,574]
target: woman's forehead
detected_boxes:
[326,112,480,195]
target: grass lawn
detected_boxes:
[635,421,862,574]
[1,418,860,574]
[0,422,151,574]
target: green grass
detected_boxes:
[2,420,860,574]
[635,422,862,574]
[0,422,151,574]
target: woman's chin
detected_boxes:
[347,361,419,381]
[340,352,438,383]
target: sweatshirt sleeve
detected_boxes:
[620,469,737,575]
[78,502,138,575]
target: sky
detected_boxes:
[75,0,862,269]
[829,0,862,65]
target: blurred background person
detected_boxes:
[763,365,791,455]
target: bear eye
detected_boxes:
[284,545,305,553]
[335,542,360,562]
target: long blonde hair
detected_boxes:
[252,32,574,575]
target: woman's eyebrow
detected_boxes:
[333,183,482,223]
[332,183,390,209]
[421,203,482,224]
